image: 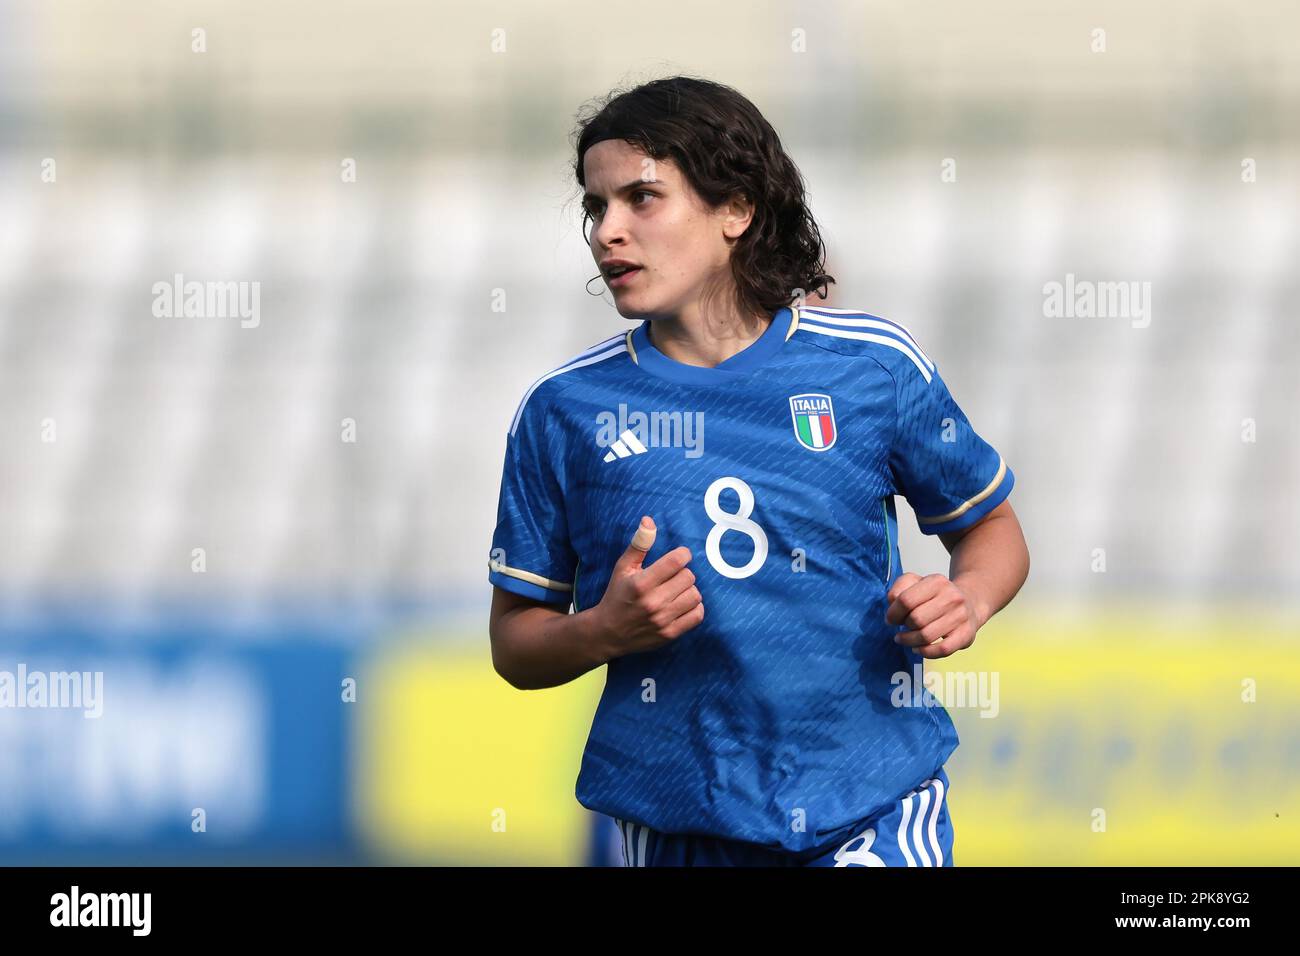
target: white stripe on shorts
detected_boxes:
[912,787,933,867]
[897,776,944,866]
[897,794,917,866]
[929,777,945,866]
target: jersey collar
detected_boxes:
[626,306,795,385]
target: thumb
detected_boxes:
[886,572,923,603]
[617,516,657,572]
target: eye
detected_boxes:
[584,190,654,221]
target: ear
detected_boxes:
[720,192,756,241]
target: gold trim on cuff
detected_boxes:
[489,560,573,593]
[916,456,1007,526]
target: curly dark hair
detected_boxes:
[571,75,835,319]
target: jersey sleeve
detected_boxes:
[889,357,1014,536]
[487,386,578,607]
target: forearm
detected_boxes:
[491,603,614,691]
[947,510,1030,628]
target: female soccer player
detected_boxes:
[487,76,1030,866]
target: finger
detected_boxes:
[894,607,968,648]
[885,575,946,625]
[657,585,702,626]
[892,587,964,632]
[650,564,697,606]
[616,516,657,573]
[640,544,693,589]
[661,601,705,640]
[915,628,975,659]
[885,572,922,603]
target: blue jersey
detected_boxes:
[488,304,1014,853]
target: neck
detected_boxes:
[646,298,771,369]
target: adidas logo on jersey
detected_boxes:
[602,429,648,463]
[595,403,705,459]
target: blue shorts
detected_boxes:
[613,767,953,867]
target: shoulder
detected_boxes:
[507,329,633,437]
[790,304,937,384]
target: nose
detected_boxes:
[590,204,629,253]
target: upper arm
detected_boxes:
[487,586,557,684]
[490,585,566,631]
[937,498,1017,554]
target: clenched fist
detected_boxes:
[885,572,982,659]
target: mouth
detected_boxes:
[605,265,643,288]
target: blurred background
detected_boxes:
[0,0,1296,864]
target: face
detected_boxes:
[582,139,754,322]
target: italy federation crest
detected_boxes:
[789,393,837,451]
